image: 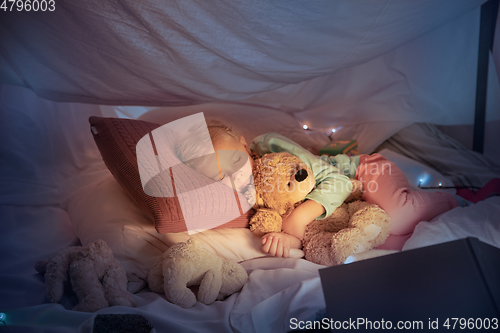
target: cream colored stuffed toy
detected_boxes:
[250,152,391,266]
[34,239,136,312]
[147,238,248,308]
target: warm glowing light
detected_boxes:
[331,128,336,133]
[303,124,308,130]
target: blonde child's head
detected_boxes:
[175,118,240,162]
[175,118,254,191]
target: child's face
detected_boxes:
[196,134,255,192]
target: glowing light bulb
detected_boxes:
[439,182,442,187]
[0,313,5,321]
[331,128,336,133]
[303,124,308,130]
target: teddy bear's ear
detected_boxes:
[249,209,283,238]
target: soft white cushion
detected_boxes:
[66,174,304,291]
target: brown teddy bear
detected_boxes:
[249,152,391,266]
[34,239,136,312]
[147,238,248,308]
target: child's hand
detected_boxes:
[261,232,291,257]
[261,232,301,258]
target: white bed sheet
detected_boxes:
[404,196,500,251]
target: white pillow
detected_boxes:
[402,197,500,252]
[65,174,304,291]
[138,103,323,154]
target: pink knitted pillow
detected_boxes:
[89,116,252,233]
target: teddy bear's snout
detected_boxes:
[295,169,308,182]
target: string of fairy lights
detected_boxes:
[301,122,480,191]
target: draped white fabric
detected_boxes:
[245,7,500,131]
[0,1,490,106]
[1,0,499,146]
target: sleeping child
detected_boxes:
[175,118,478,258]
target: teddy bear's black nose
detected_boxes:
[295,169,308,182]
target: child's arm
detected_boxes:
[261,200,325,257]
[281,199,325,240]
[253,132,352,256]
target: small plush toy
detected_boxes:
[147,238,248,308]
[34,239,136,312]
[250,152,391,266]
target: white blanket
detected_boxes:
[404,196,500,251]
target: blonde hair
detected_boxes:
[174,118,241,163]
